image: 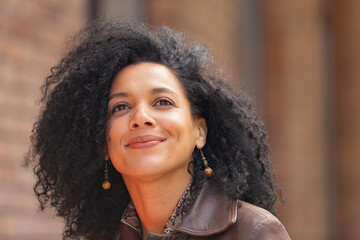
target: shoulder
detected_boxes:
[232,200,291,240]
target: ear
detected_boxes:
[195,118,207,149]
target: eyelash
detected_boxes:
[110,98,175,114]
[110,103,130,114]
[154,98,174,106]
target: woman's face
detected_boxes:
[106,62,206,182]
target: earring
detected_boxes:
[102,158,111,190]
[200,149,213,177]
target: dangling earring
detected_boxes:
[102,158,111,190]
[200,149,213,177]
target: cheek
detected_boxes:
[159,113,196,141]
[106,120,128,173]
[106,118,127,148]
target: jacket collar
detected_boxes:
[174,180,238,237]
[113,180,238,239]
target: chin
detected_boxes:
[121,159,166,176]
[123,169,168,182]
[123,163,187,182]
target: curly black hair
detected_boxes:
[25,19,279,239]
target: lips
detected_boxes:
[126,135,165,149]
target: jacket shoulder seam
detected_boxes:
[244,216,282,240]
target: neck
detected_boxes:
[123,171,192,239]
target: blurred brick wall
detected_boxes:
[263,0,360,239]
[0,1,86,239]
[263,1,329,239]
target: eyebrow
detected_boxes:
[109,87,179,101]
[151,87,179,97]
[109,92,128,101]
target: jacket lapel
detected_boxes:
[175,181,238,237]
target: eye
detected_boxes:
[110,103,131,114]
[154,98,174,107]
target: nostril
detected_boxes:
[130,120,155,129]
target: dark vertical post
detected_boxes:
[240,0,265,111]
[332,0,360,239]
[88,0,100,21]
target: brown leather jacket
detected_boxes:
[113,182,291,240]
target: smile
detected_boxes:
[126,135,165,149]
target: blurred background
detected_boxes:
[1,0,359,239]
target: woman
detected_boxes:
[26,19,290,239]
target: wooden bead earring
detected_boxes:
[200,149,213,177]
[102,158,111,190]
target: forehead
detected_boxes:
[110,62,185,95]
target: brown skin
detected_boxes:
[106,62,207,239]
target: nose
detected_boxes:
[129,104,156,129]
